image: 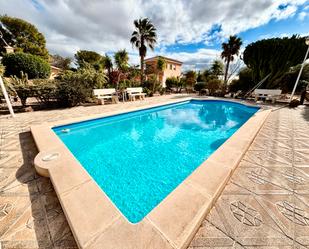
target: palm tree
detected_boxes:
[114,49,129,89]
[211,60,224,78]
[221,35,242,87]
[103,54,113,83]
[130,18,157,84]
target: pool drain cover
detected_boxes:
[42,152,59,162]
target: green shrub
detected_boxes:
[228,67,254,93]
[143,76,160,96]
[165,77,178,89]
[9,74,60,108]
[184,71,196,88]
[143,87,152,97]
[7,64,107,108]
[165,77,185,93]
[2,52,51,79]
[194,82,206,92]
[273,64,309,93]
[32,79,57,105]
[56,80,88,107]
[11,77,58,107]
[56,65,108,107]
[159,87,166,95]
[206,79,222,95]
[228,79,241,93]
[118,79,141,90]
[10,72,32,106]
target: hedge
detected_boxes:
[2,52,51,79]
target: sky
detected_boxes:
[0,0,308,71]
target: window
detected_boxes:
[173,65,176,70]
[170,64,172,70]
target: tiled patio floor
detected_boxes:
[190,104,309,249]
[0,95,308,249]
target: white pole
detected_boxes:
[290,45,309,101]
[0,76,15,118]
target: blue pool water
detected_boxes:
[53,100,258,223]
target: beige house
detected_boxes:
[145,56,182,87]
[50,66,62,79]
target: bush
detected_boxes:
[56,65,107,107]
[10,72,31,106]
[194,82,206,92]
[165,77,178,89]
[206,79,222,96]
[184,71,196,88]
[228,67,254,93]
[273,64,309,93]
[228,79,242,93]
[165,77,186,93]
[143,87,152,97]
[2,52,51,79]
[118,79,141,90]
[11,76,58,107]
[142,75,161,96]
[142,83,154,97]
[159,87,166,95]
[7,64,108,108]
[32,79,57,105]
[12,78,58,107]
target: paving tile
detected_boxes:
[243,150,293,168]
[189,220,235,248]
[204,186,295,247]
[0,202,52,248]
[294,150,309,167]
[230,165,294,194]
[249,138,293,151]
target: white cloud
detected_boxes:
[298,11,308,20]
[164,48,221,71]
[0,0,307,70]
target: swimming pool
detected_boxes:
[53,100,258,223]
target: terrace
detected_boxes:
[1,94,309,248]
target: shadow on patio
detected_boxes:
[15,131,77,249]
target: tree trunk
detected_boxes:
[153,73,157,93]
[107,68,111,84]
[116,71,121,90]
[223,58,230,90]
[140,55,144,84]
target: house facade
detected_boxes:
[145,56,182,87]
[50,66,62,79]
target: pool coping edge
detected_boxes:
[30,97,271,249]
